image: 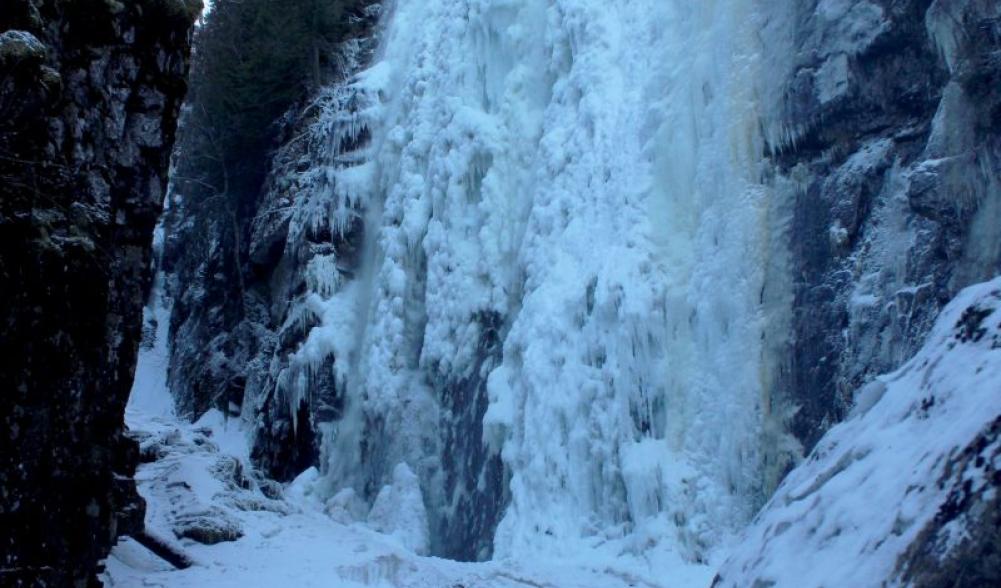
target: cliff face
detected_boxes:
[0,1,198,584]
[717,1,1001,583]
[768,0,1001,451]
[162,0,384,479]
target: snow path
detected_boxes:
[102,291,715,587]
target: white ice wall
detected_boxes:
[303,0,800,564]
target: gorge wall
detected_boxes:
[771,0,1001,450]
[161,0,1000,581]
[0,1,198,584]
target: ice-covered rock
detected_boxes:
[173,508,244,545]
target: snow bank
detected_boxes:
[127,275,176,420]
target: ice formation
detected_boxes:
[112,0,1001,584]
[277,0,806,564]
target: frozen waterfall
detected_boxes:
[278,0,806,566]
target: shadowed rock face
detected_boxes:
[162,0,384,482]
[0,1,198,585]
[772,0,1001,452]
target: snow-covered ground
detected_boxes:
[106,408,713,588]
[102,288,715,587]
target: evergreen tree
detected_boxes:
[176,0,357,204]
[164,0,364,414]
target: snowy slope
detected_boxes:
[715,277,1001,587]
[105,275,1001,587]
[105,283,715,587]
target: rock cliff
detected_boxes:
[0,1,198,584]
[768,0,1001,452]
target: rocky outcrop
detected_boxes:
[162,1,383,481]
[770,0,1001,451]
[0,1,198,585]
[715,278,1001,587]
[894,415,1001,587]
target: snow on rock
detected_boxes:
[126,415,288,550]
[0,30,46,62]
[715,277,1001,587]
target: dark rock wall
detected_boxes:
[162,1,382,479]
[431,311,507,561]
[243,31,381,486]
[0,1,198,585]
[770,0,1001,452]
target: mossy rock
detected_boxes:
[0,30,46,65]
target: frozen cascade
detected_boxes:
[287,0,804,565]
